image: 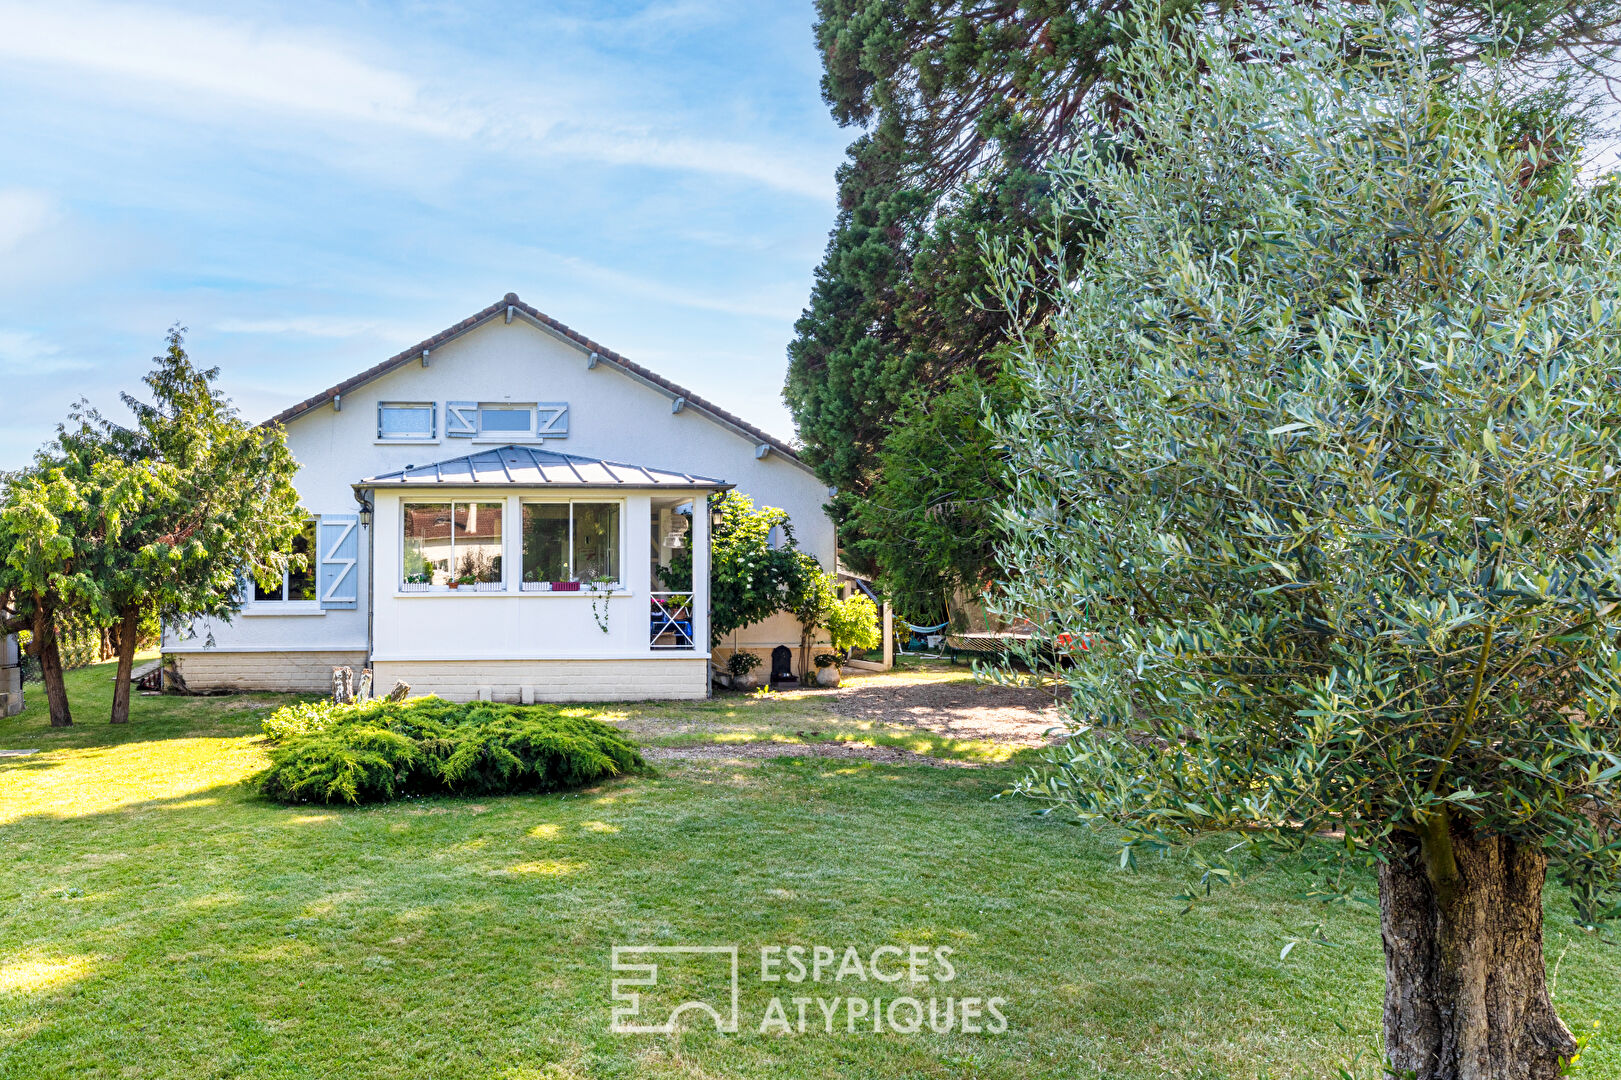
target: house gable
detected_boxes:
[266,292,807,470]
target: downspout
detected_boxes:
[354,485,375,676]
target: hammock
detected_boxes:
[893,615,949,655]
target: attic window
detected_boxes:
[378,402,436,441]
[479,405,534,435]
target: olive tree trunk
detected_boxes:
[109,605,142,725]
[1380,825,1576,1079]
[30,599,72,727]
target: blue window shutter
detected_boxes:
[536,402,569,438]
[446,401,477,437]
[318,516,359,609]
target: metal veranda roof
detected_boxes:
[357,445,731,490]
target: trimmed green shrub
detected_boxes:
[260,700,340,742]
[254,697,645,804]
[256,725,422,804]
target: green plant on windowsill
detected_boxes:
[403,571,432,585]
[455,550,498,586]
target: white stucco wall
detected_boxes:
[163,314,830,665]
[277,317,831,555]
[369,488,710,662]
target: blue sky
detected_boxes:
[0,0,848,469]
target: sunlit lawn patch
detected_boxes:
[0,659,1616,1078]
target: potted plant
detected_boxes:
[456,551,501,591]
[812,652,843,688]
[726,651,762,691]
[449,573,476,591]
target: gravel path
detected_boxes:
[645,670,1071,767]
[827,673,1067,748]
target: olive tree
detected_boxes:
[990,6,1621,1077]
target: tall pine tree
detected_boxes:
[786,0,1621,619]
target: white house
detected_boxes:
[161,293,837,702]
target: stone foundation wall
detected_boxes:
[369,658,708,703]
[165,650,370,694]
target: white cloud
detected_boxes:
[0,189,60,252]
[215,316,417,340]
[551,252,804,321]
[0,329,86,374]
[0,1,835,199]
[546,130,831,202]
[0,2,471,137]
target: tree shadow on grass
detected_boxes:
[1,684,314,755]
[0,757,60,777]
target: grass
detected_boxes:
[1,659,1618,1079]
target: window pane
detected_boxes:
[572,503,620,583]
[255,520,317,601]
[522,503,569,583]
[479,406,532,433]
[287,522,317,601]
[404,502,453,585]
[379,404,434,439]
[454,502,504,583]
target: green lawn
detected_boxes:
[1,660,1617,1079]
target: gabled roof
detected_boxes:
[266,292,805,466]
[357,445,731,491]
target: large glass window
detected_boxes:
[573,503,620,582]
[521,503,569,582]
[403,501,504,586]
[521,502,621,585]
[255,521,317,602]
[378,402,436,440]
